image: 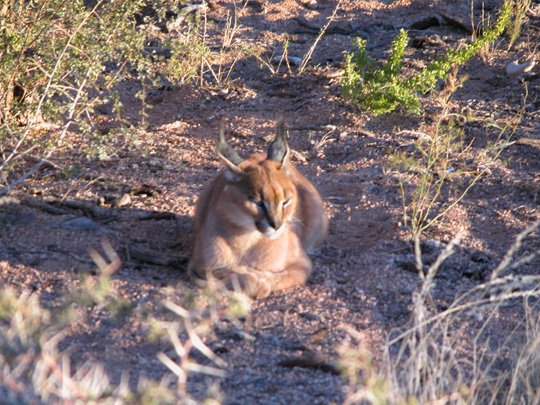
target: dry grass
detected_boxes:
[341,221,540,404]
[387,65,524,240]
[0,243,252,404]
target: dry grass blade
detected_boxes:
[491,219,540,280]
[185,362,226,378]
[185,318,227,368]
[158,351,187,383]
[389,275,540,348]
[298,1,342,74]
[88,240,121,276]
[163,300,191,320]
[166,325,188,358]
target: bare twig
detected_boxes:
[491,220,540,280]
[59,199,115,219]
[298,1,342,74]
[14,192,71,215]
[417,231,464,298]
[127,244,188,269]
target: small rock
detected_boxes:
[462,266,481,279]
[278,350,340,375]
[467,310,484,322]
[302,0,318,10]
[421,239,445,253]
[0,196,20,206]
[410,16,441,30]
[113,193,131,208]
[147,157,163,168]
[233,328,256,341]
[216,325,256,342]
[506,60,536,76]
[272,55,302,67]
[245,0,267,13]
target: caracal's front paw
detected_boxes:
[188,267,209,287]
[228,273,271,298]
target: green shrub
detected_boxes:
[342,3,511,115]
[0,0,182,192]
[0,1,149,125]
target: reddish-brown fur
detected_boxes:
[188,123,327,298]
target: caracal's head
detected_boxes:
[216,119,298,239]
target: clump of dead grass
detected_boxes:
[341,221,540,404]
[0,241,250,404]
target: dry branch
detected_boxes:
[127,244,188,269]
[59,199,116,220]
[278,350,340,375]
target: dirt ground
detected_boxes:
[1,0,539,403]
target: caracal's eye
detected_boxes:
[282,198,291,207]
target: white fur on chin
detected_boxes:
[262,225,287,240]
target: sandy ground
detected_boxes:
[1,0,539,403]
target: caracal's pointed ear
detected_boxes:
[267,117,290,168]
[216,120,244,182]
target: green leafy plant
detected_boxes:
[385,60,524,240]
[342,3,511,115]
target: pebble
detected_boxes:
[271,55,302,67]
[506,60,536,76]
[113,193,131,208]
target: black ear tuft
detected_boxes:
[216,120,244,173]
[267,118,290,165]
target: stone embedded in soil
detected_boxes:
[506,60,536,76]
